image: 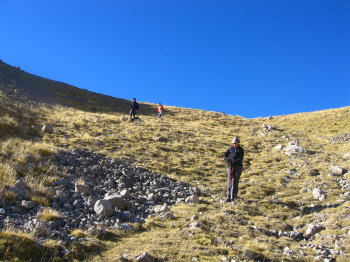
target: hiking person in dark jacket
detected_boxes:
[129,98,139,122]
[224,136,244,202]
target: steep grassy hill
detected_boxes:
[0,65,349,261]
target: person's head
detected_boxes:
[232,137,240,148]
[158,102,161,106]
[132,98,136,102]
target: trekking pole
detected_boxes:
[230,166,235,201]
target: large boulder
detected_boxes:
[105,195,130,210]
[94,199,115,217]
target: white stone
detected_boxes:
[312,188,326,200]
[41,124,54,133]
[94,199,114,217]
[330,165,344,175]
[154,205,170,213]
[136,252,155,262]
[274,144,284,150]
[0,208,5,215]
[305,224,324,237]
[185,195,199,204]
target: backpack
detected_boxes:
[135,102,139,110]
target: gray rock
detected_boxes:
[185,195,199,204]
[119,254,131,262]
[161,212,175,220]
[55,178,69,186]
[11,206,22,213]
[305,223,325,237]
[10,179,29,200]
[312,188,327,201]
[33,221,52,237]
[41,124,54,133]
[120,189,130,198]
[118,223,133,231]
[19,200,37,210]
[0,208,5,215]
[154,205,170,214]
[330,165,345,175]
[188,222,201,228]
[87,226,106,237]
[190,215,199,221]
[274,144,284,150]
[284,142,309,155]
[75,183,91,194]
[105,195,130,210]
[94,199,115,217]
[136,252,156,262]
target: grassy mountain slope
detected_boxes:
[0,64,349,261]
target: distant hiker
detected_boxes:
[157,103,165,120]
[129,98,139,122]
[224,136,244,202]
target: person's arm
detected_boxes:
[224,148,231,162]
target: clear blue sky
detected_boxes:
[1,0,349,118]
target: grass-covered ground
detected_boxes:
[0,91,349,261]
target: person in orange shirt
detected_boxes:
[157,103,165,121]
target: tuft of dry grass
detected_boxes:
[37,207,61,221]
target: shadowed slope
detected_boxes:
[0,60,155,115]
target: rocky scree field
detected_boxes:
[0,89,350,261]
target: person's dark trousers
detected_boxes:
[227,166,243,201]
[130,109,136,121]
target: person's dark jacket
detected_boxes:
[224,146,244,167]
[130,101,139,111]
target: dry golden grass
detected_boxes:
[37,207,61,221]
